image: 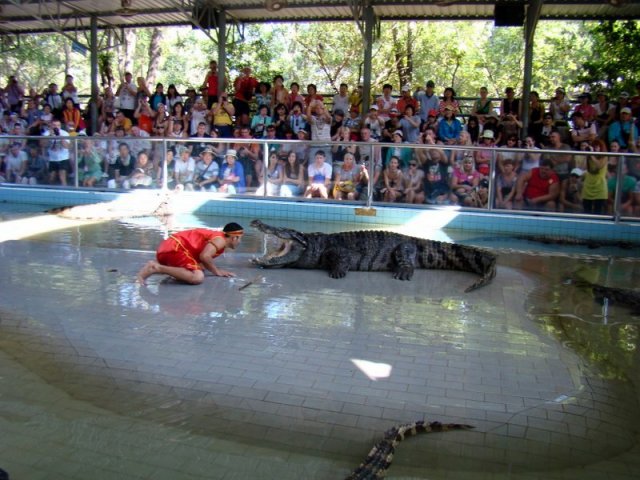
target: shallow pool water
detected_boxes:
[1,211,640,479]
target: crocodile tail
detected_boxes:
[345,421,474,480]
[464,250,497,293]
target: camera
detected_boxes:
[53,128,60,135]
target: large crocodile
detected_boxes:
[250,219,497,292]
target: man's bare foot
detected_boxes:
[136,260,161,285]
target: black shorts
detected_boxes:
[49,160,70,172]
[232,98,251,117]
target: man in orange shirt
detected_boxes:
[136,223,244,285]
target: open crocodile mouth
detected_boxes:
[262,238,293,260]
[251,237,299,267]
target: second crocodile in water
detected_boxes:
[250,219,497,292]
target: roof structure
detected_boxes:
[0,0,638,35]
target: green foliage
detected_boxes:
[0,35,69,93]
[579,20,640,95]
[0,19,635,102]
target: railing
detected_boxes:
[2,134,639,222]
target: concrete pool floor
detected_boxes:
[1,219,640,479]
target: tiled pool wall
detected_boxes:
[1,185,639,242]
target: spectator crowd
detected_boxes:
[1,63,639,216]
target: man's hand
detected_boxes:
[214,269,235,277]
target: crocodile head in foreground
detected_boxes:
[250,219,310,267]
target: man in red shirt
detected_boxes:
[514,159,560,211]
[232,66,259,127]
[201,60,228,108]
[136,223,244,285]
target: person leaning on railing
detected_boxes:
[514,158,560,212]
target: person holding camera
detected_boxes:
[47,120,71,186]
[115,72,137,121]
[211,93,235,138]
[580,139,609,215]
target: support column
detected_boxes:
[217,9,226,97]
[520,0,542,140]
[90,15,99,135]
[362,3,374,114]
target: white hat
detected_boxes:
[482,130,494,139]
[369,105,378,111]
[393,130,403,138]
[571,168,584,177]
[401,84,411,92]
[225,149,237,158]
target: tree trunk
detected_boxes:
[63,39,71,77]
[392,23,414,88]
[146,28,163,86]
[118,29,137,82]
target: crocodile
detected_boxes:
[574,279,640,314]
[345,420,474,480]
[250,219,497,292]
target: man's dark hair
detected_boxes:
[540,158,554,168]
[223,222,244,235]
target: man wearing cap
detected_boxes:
[219,149,246,194]
[364,105,384,140]
[608,107,638,151]
[193,146,220,191]
[414,80,439,124]
[558,167,584,213]
[381,108,402,143]
[396,84,418,115]
[136,222,244,285]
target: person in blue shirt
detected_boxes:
[437,106,462,145]
[219,149,246,194]
[608,107,638,151]
[413,80,440,124]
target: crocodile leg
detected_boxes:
[392,242,417,280]
[323,248,351,278]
